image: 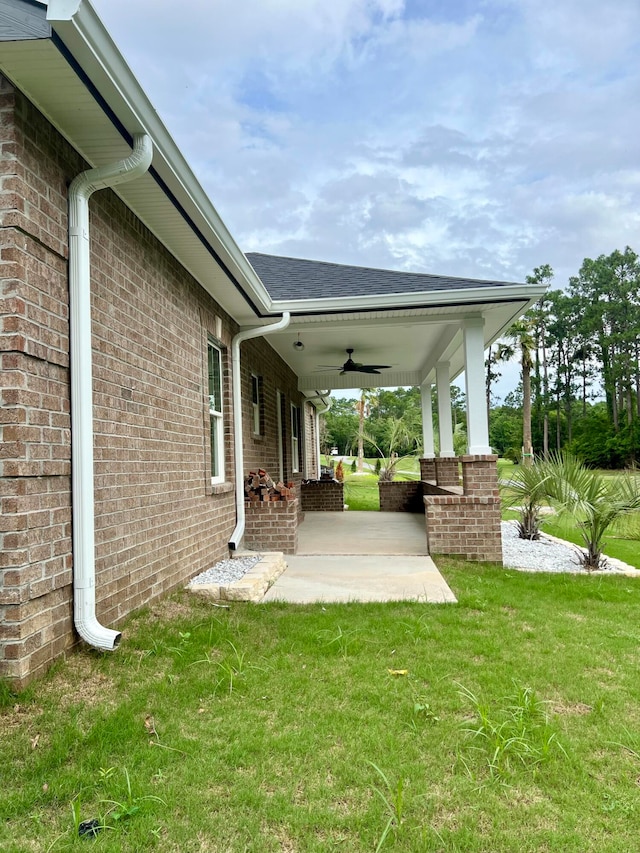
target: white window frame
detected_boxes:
[276,391,284,483]
[208,341,225,484]
[251,373,261,436]
[291,403,301,474]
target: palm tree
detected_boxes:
[355,389,378,473]
[543,453,640,570]
[364,416,420,482]
[505,317,536,465]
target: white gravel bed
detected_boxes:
[501,521,639,575]
[190,555,262,585]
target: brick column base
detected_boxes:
[435,457,460,488]
[424,456,502,564]
[244,498,299,554]
[420,457,436,481]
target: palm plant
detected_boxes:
[543,453,640,570]
[501,461,552,540]
[364,416,420,482]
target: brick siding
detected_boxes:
[0,80,308,685]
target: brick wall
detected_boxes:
[424,455,502,564]
[379,481,424,512]
[301,480,343,512]
[0,80,308,685]
[244,497,299,554]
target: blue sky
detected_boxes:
[91,0,640,398]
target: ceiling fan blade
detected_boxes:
[362,364,391,370]
[357,367,382,374]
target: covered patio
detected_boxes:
[263,512,456,603]
[244,253,545,565]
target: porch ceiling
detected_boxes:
[266,298,535,392]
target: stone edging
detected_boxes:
[187,553,287,602]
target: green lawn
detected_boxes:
[3,564,640,851]
[344,471,419,511]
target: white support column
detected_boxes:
[464,317,492,455]
[436,361,455,457]
[420,382,435,456]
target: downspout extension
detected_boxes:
[69,133,153,651]
[229,312,291,550]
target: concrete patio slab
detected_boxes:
[262,511,457,604]
[296,511,429,555]
[262,554,456,603]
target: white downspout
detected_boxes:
[314,394,332,476]
[69,133,153,650]
[229,313,291,550]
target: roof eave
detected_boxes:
[269,282,548,316]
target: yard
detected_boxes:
[3,561,640,851]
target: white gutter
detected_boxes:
[229,313,291,550]
[269,282,548,316]
[69,133,153,650]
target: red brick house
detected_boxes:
[0,0,546,686]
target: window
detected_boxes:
[251,374,261,435]
[291,404,301,473]
[208,341,224,483]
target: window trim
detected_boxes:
[251,373,261,436]
[291,403,301,474]
[208,340,225,485]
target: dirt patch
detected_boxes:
[0,700,44,733]
[552,701,592,716]
[39,653,117,711]
[146,597,195,624]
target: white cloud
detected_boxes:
[89,0,640,294]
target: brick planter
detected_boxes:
[244,497,299,554]
[301,480,344,512]
[379,480,424,512]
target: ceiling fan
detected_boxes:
[317,348,391,375]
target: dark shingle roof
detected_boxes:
[246,252,522,301]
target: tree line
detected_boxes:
[490,247,640,468]
[322,247,640,470]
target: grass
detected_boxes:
[344,473,382,510]
[3,565,640,851]
[342,464,420,511]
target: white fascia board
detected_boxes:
[45,0,272,315]
[270,283,548,316]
